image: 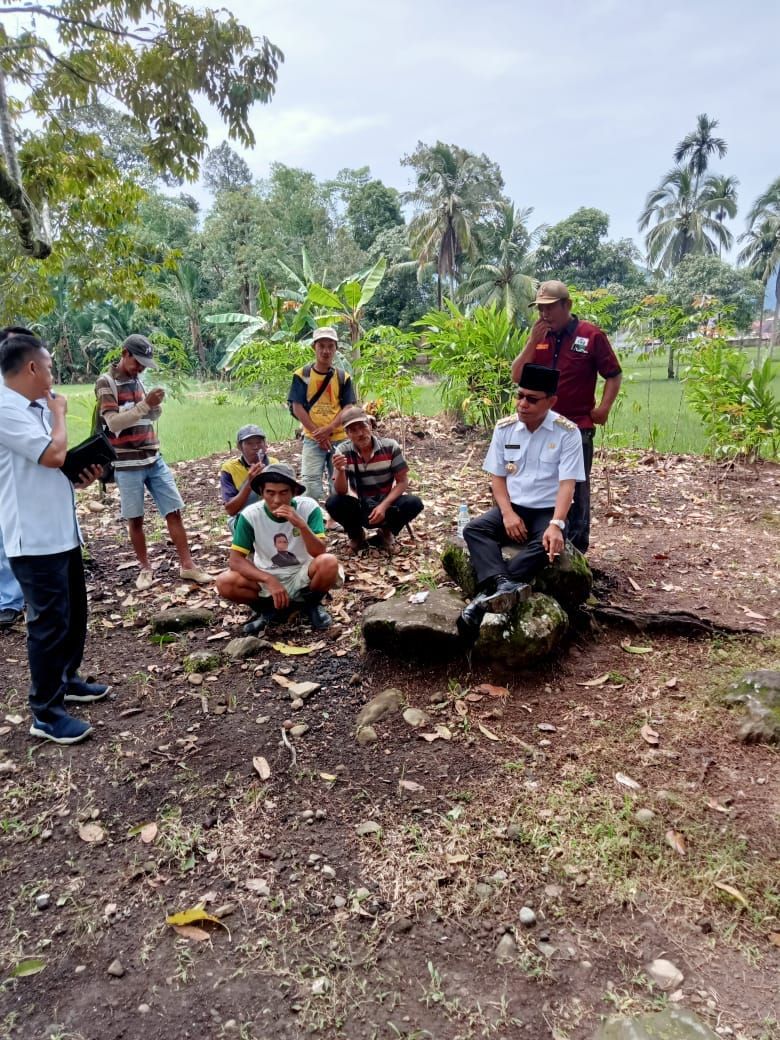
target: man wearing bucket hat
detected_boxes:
[326,406,424,552]
[457,364,585,640]
[287,326,357,503]
[510,281,622,553]
[215,462,340,633]
[219,424,278,530]
[95,335,211,590]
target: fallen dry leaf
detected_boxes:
[576,674,610,687]
[478,722,500,742]
[621,642,653,655]
[140,822,158,844]
[640,724,660,746]
[446,853,468,865]
[705,798,731,814]
[474,683,510,698]
[253,756,271,780]
[665,829,687,856]
[419,732,441,743]
[454,699,468,717]
[769,932,780,948]
[271,674,293,689]
[78,823,105,843]
[736,604,768,621]
[399,779,424,792]
[319,772,337,782]
[172,924,211,941]
[714,881,748,908]
[615,772,641,791]
[665,677,678,689]
[435,724,452,740]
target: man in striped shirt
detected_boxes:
[95,335,211,591]
[326,407,423,552]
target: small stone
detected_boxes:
[290,698,304,710]
[311,976,330,995]
[634,808,655,826]
[355,688,403,730]
[495,932,517,962]
[300,810,315,821]
[475,883,492,899]
[518,906,536,927]
[356,725,378,746]
[646,957,684,991]
[213,903,235,918]
[321,865,336,880]
[290,724,309,738]
[354,887,371,901]
[138,1004,151,1015]
[107,959,125,978]
[74,965,86,975]
[537,942,557,958]
[544,884,563,898]
[391,917,414,934]
[35,893,51,911]
[402,707,429,728]
[333,895,346,909]
[315,809,326,820]
[506,823,523,841]
[288,681,320,700]
[491,869,508,883]
[308,853,322,864]
[41,829,53,840]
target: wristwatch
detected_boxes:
[549,518,565,531]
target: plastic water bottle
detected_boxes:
[456,503,469,539]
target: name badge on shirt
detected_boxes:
[572,336,589,354]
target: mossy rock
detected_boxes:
[593,1006,718,1039]
[183,650,221,674]
[475,593,567,668]
[725,669,780,744]
[362,588,463,659]
[441,540,592,613]
[149,607,214,634]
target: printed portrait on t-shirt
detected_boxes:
[270,532,301,568]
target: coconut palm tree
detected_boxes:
[701,174,739,257]
[740,177,780,358]
[638,168,734,273]
[674,113,727,195]
[403,142,502,308]
[462,203,537,323]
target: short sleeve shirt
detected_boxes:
[231,496,325,576]
[483,410,585,509]
[0,386,81,556]
[530,316,621,429]
[287,367,356,441]
[333,436,407,500]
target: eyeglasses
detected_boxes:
[516,392,547,404]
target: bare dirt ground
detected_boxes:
[1,416,778,1040]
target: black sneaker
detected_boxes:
[64,680,111,704]
[0,607,23,628]
[30,714,93,745]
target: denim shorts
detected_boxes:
[115,458,185,520]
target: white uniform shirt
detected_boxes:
[0,386,81,556]
[483,409,585,509]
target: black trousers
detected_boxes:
[325,493,423,539]
[9,546,87,722]
[463,505,560,590]
[567,429,594,553]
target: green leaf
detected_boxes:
[341,281,361,311]
[301,246,314,285]
[204,312,259,326]
[307,285,343,310]
[10,958,45,978]
[358,256,387,310]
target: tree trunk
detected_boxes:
[0,69,51,259]
[190,317,205,370]
[770,265,780,362]
[667,341,675,380]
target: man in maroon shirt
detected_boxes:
[510,281,621,552]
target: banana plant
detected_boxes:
[305,256,387,354]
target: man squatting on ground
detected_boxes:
[0,331,110,745]
[511,280,621,553]
[95,335,211,591]
[458,364,585,639]
[219,424,278,530]
[287,326,356,503]
[215,463,340,635]
[325,406,424,551]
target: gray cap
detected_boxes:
[236,424,267,443]
[312,326,339,345]
[250,462,306,496]
[122,334,156,368]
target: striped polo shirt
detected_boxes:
[96,363,160,468]
[334,436,407,499]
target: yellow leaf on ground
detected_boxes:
[714,881,749,908]
[272,643,316,656]
[478,722,500,742]
[319,772,337,782]
[166,908,225,928]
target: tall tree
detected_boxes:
[533,207,645,289]
[463,202,536,322]
[203,142,253,195]
[346,179,404,251]
[0,0,283,258]
[701,174,740,257]
[739,177,780,356]
[674,113,727,195]
[638,168,735,273]
[402,141,504,307]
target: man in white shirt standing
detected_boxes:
[458,364,585,639]
[0,331,107,744]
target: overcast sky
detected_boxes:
[198,0,779,260]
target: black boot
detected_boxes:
[300,588,332,631]
[457,594,488,641]
[481,577,531,614]
[243,599,276,636]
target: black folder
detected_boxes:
[60,433,116,484]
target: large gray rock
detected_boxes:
[725,669,780,744]
[362,587,567,667]
[593,1006,718,1039]
[149,607,214,634]
[224,636,272,659]
[441,540,592,613]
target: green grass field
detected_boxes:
[59,349,779,463]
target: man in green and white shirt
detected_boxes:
[215,463,340,634]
